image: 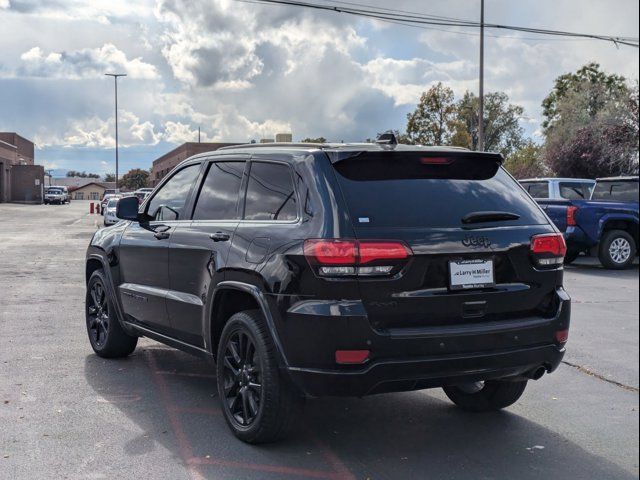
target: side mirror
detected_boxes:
[116,196,140,221]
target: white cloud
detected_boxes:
[36,110,162,148]
[15,43,158,79]
[0,0,10,9]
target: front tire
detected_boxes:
[216,310,301,443]
[599,230,636,269]
[443,379,528,412]
[86,269,138,358]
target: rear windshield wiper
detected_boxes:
[462,211,521,224]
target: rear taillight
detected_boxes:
[566,206,578,226]
[555,329,569,345]
[530,233,567,267]
[304,239,412,277]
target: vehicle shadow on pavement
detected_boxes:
[84,344,634,480]
[568,257,639,276]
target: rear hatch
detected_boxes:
[331,150,562,332]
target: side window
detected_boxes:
[244,162,297,221]
[147,164,200,221]
[193,161,245,220]
[559,182,586,200]
[523,182,548,199]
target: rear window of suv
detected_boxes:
[333,152,547,228]
[591,181,639,202]
[521,181,549,198]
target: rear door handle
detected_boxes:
[209,232,230,242]
[154,231,170,240]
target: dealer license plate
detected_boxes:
[449,259,495,290]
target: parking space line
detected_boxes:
[188,457,342,479]
[155,370,216,379]
[146,350,351,480]
[169,406,221,415]
[147,352,207,480]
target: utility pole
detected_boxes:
[105,73,126,191]
[478,0,485,151]
[198,126,201,143]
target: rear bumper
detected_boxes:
[288,344,564,397]
[276,288,570,397]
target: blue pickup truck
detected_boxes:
[535,176,639,269]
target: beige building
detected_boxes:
[69,182,116,201]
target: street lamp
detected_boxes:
[105,73,126,191]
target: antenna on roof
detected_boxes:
[376,130,398,150]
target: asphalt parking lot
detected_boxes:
[1,201,638,480]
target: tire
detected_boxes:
[598,230,636,269]
[86,269,138,358]
[564,249,580,265]
[216,310,302,443]
[443,379,528,412]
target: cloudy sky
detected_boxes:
[0,0,638,176]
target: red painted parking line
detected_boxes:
[146,350,353,480]
[188,457,342,479]
[169,406,221,415]
[156,370,216,379]
[147,352,207,480]
[309,431,356,480]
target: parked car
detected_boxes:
[103,197,121,226]
[536,176,639,268]
[133,188,152,203]
[85,139,571,443]
[100,193,121,214]
[520,178,595,200]
[44,187,67,205]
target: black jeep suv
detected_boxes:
[85,140,570,443]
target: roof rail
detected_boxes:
[217,142,326,151]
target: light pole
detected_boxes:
[478,0,485,151]
[105,73,126,191]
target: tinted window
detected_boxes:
[334,153,547,228]
[521,182,549,198]
[559,182,588,200]
[244,162,297,221]
[591,181,639,202]
[147,164,200,221]
[193,161,244,220]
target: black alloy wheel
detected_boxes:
[85,269,138,358]
[87,279,109,347]
[222,329,263,427]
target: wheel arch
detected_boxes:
[209,281,289,368]
[599,216,639,248]
[85,252,135,336]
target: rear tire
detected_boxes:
[443,379,528,412]
[86,269,138,358]
[564,250,580,265]
[216,310,302,443]
[599,230,636,269]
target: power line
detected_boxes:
[239,0,639,47]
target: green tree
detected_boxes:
[103,173,116,183]
[503,141,547,179]
[451,91,526,157]
[404,82,456,145]
[66,170,99,178]
[541,62,628,131]
[543,71,638,177]
[120,168,150,191]
[301,137,327,143]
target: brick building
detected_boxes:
[0,132,44,204]
[150,142,240,186]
